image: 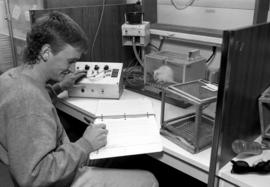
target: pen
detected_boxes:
[83,116,93,125]
[84,116,107,130]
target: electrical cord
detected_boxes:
[206,46,217,66]
[124,65,144,88]
[170,0,196,10]
[91,0,106,61]
[132,37,144,67]
[148,43,159,51]
[158,36,165,51]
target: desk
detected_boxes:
[56,89,212,183]
[217,137,270,187]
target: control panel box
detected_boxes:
[68,62,124,99]
[121,21,150,46]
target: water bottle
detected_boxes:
[232,139,263,155]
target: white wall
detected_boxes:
[157,0,256,30]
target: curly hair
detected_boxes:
[23,11,89,64]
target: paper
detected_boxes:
[90,99,163,159]
[95,98,154,117]
[12,5,21,20]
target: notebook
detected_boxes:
[89,98,163,159]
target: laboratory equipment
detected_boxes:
[259,86,270,146]
[121,21,150,47]
[143,50,207,100]
[160,79,217,153]
[68,62,124,99]
[231,139,264,155]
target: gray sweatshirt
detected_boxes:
[0,67,93,187]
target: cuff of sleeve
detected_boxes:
[75,138,95,167]
[52,83,64,95]
[76,137,94,155]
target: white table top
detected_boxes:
[57,89,213,182]
[218,137,270,187]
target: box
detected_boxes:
[121,21,150,46]
[68,62,124,99]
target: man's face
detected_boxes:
[47,44,82,82]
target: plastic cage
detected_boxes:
[259,86,270,146]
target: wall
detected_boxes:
[126,0,258,80]
[1,0,268,75]
[157,0,256,30]
[149,0,263,82]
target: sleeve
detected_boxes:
[6,113,94,187]
[46,83,63,104]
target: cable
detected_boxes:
[158,36,165,51]
[132,37,144,67]
[148,43,159,51]
[206,46,217,66]
[124,65,144,88]
[91,0,106,61]
[170,0,196,10]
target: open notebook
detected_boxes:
[89,98,163,159]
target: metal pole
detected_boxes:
[4,0,18,67]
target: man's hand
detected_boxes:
[59,70,87,90]
[83,123,108,151]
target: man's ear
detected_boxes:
[40,44,51,62]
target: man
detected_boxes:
[0,11,158,187]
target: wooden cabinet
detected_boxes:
[208,21,270,187]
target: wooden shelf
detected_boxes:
[150,23,223,47]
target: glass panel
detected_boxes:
[0,0,13,73]
[157,0,255,30]
[7,0,44,64]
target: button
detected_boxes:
[104,65,109,71]
[84,65,90,70]
[94,65,99,71]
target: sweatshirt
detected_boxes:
[0,67,93,187]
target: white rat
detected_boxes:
[153,65,175,83]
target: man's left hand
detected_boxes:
[59,70,87,90]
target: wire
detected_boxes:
[170,0,196,10]
[91,0,106,61]
[132,37,144,67]
[206,46,217,66]
[148,43,159,51]
[158,37,165,51]
[124,65,144,88]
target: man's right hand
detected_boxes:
[83,123,108,151]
